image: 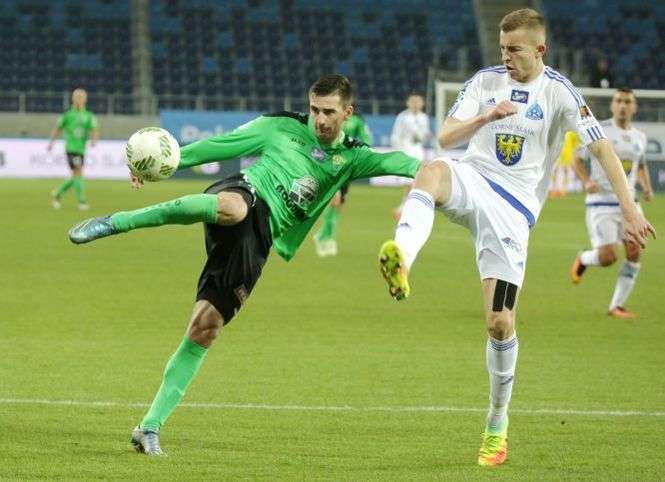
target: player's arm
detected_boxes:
[89,115,99,147]
[439,75,516,148]
[47,115,65,151]
[178,116,269,169]
[587,139,656,246]
[351,147,420,179]
[638,161,654,201]
[571,150,598,193]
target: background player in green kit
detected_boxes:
[313,112,373,256]
[67,75,420,456]
[48,88,99,210]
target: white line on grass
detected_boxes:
[0,398,663,417]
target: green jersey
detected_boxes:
[342,114,373,146]
[56,108,98,154]
[179,112,419,261]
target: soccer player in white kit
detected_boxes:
[390,93,431,219]
[570,88,654,318]
[377,9,656,466]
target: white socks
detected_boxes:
[609,261,640,310]
[486,335,519,429]
[580,249,600,266]
[394,189,435,271]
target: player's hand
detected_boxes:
[483,101,518,122]
[643,188,654,202]
[584,180,599,193]
[130,173,144,190]
[622,210,656,249]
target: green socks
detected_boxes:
[111,194,219,233]
[72,176,86,203]
[317,206,340,241]
[54,178,75,198]
[140,336,208,430]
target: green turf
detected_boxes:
[1,179,664,480]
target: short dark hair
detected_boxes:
[500,8,545,35]
[309,75,353,105]
[616,87,634,95]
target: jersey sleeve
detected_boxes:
[90,114,98,129]
[351,146,420,179]
[448,74,482,121]
[56,114,66,129]
[557,84,606,147]
[178,115,269,169]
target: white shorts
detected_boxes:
[438,159,531,287]
[585,202,642,248]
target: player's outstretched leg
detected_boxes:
[68,193,219,244]
[314,206,340,257]
[608,242,641,318]
[378,161,449,299]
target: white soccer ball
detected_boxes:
[125,127,180,182]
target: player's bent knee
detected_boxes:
[187,300,225,348]
[486,312,514,340]
[216,191,249,225]
[413,159,451,205]
[599,246,618,266]
[625,242,640,262]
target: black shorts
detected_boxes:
[339,182,350,204]
[196,174,272,324]
[66,152,85,169]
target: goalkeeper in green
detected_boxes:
[68,75,420,456]
[313,112,373,256]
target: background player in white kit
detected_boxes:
[390,93,431,219]
[377,9,656,467]
[570,88,654,318]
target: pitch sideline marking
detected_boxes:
[0,398,663,417]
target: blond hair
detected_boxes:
[500,8,545,35]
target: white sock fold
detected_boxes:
[394,189,435,271]
[609,261,640,310]
[580,249,600,266]
[486,334,518,429]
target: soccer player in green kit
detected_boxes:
[48,88,99,210]
[68,75,420,456]
[313,112,373,256]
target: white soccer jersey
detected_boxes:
[581,118,647,205]
[390,109,431,159]
[448,65,605,224]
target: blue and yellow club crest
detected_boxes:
[495,134,525,166]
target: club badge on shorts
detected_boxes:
[495,134,525,166]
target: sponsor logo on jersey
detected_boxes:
[485,97,496,106]
[510,89,529,104]
[579,105,592,119]
[495,134,525,166]
[290,137,305,146]
[310,147,326,162]
[525,103,543,120]
[276,176,319,220]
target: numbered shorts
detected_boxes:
[196,175,272,324]
[66,152,85,169]
[585,202,643,248]
[438,160,532,288]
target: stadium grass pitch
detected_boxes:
[1,179,664,480]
